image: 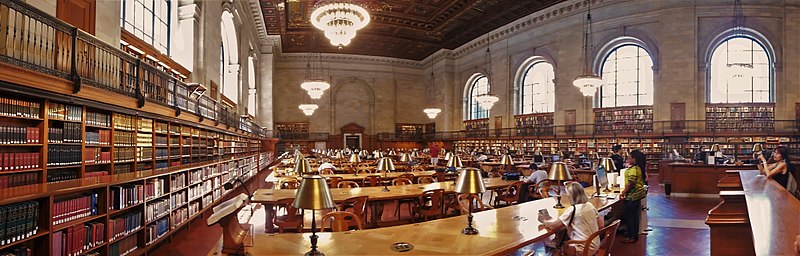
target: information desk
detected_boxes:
[667,163,756,195]
[253,178,519,231]
[740,170,800,255]
[248,189,618,255]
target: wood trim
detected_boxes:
[57,0,95,35]
[121,29,191,77]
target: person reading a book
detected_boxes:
[757,146,795,191]
[538,182,604,255]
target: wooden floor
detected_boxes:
[150,172,719,256]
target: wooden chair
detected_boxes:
[321,211,364,232]
[338,196,368,225]
[392,178,415,218]
[493,181,525,206]
[457,194,493,215]
[337,181,360,188]
[417,176,436,184]
[321,169,335,175]
[392,178,413,186]
[564,220,621,256]
[278,179,300,190]
[362,175,381,187]
[356,169,372,175]
[328,176,342,188]
[415,189,445,221]
[412,166,426,172]
[398,173,415,182]
[273,198,304,233]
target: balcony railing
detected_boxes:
[0,0,269,137]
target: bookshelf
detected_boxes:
[515,113,554,136]
[275,122,309,135]
[395,123,424,138]
[594,106,653,134]
[464,119,489,138]
[705,103,775,132]
[0,91,268,256]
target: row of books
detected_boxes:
[170,192,186,209]
[0,245,30,256]
[145,218,168,245]
[0,126,39,144]
[46,170,79,183]
[155,149,168,160]
[0,201,39,246]
[144,199,169,223]
[84,171,108,178]
[47,145,81,166]
[52,222,104,256]
[112,114,136,131]
[108,235,137,256]
[137,133,152,147]
[85,130,111,146]
[138,118,153,132]
[109,212,141,242]
[48,123,82,143]
[0,173,38,189]
[114,164,133,175]
[52,193,98,225]
[0,153,40,171]
[85,112,111,127]
[48,103,82,122]
[137,148,153,162]
[84,148,111,164]
[0,97,40,119]
[171,207,188,229]
[155,122,168,134]
[144,178,166,200]
[113,131,136,147]
[170,173,186,191]
[155,136,168,146]
[110,185,144,210]
[113,148,135,162]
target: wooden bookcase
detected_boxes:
[514,113,554,136]
[594,106,654,134]
[705,103,775,132]
[395,123,424,138]
[464,119,489,138]
[0,92,267,256]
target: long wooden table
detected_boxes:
[248,187,618,255]
[667,163,756,194]
[253,178,519,231]
[741,170,799,255]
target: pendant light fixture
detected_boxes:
[423,72,442,119]
[573,0,603,97]
[310,1,371,49]
[727,0,755,78]
[475,36,499,110]
[300,36,330,100]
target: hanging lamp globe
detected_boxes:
[310,1,371,49]
[423,108,441,119]
[475,94,499,110]
[573,74,603,97]
[298,104,319,116]
[301,80,330,99]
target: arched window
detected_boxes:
[599,45,653,108]
[519,61,555,114]
[708,36,772,103]
[220,10,239,104]
[247,55,257,116]
[465,75,490,120]
[121,0,172,53]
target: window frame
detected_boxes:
[706,35,774,104]
[597,44,654,108]
[464,74,490,121]
[518,60,555,115]
[120,0,171,54]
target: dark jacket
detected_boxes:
[611,153,624,172]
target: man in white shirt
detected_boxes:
[475,153,488,162]
[318,162,336,172]
[526,163,548,185]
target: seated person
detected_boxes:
[475,153,488,162]
[317,162,336,173]
[538,182,604,255]
[525,163,548,185]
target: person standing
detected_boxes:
[430,144,440,166]
[610,145,625,172]
[620,150,647,243]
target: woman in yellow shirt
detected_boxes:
[620,150,647,243]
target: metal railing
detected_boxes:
[0,0,269,137]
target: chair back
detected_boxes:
[566,220,621,256]
[357,169,372,175]
[321,211,364,232]
[412,166,426,172]
[417,176,436,184]
[279,179,300,190]
[362,175,381,187]
[392,178,413,186]
[328,176,342,188]
[418,189,445,217]
[273,198,304,233]
[398,173,415,181]
[321,169,335,175]
[457,194,493,214]
[338,181,360,188]
[338,196,369,224]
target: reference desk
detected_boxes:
[248,188,618,255]
[666,163,755,195]
[253,178,518,231]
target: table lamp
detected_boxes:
[500,154,514,172]
[455,168,486,235]
[377,157,395,192]
[448,155,464,186]
[294,156,312,176]
[350,154,361,176]
[400,152,412,163]
[548,162,573,209]
[335,150,344,159]
[444,152,453,161]
[599,158,616,192]
[293,176,336,256]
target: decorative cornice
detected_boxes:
[247,0,272,48]
[276,53,425,68]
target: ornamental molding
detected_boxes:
[276,53,425,69]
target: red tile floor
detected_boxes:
[151,173,720,256]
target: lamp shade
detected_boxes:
[335,151,344,159]
[710,144,721,152]
[400,153,412,162]
[500,154,514,166]
[752,143,763,152]
[446,155,463,168]
[293,157,312,174]
[349,154,361,163]
[444,152,453,161]
[292,175,336,210]
[599,157,616,171]
[455,168,486,194]
[377,157,395,171]
[558,151,565,158]
[548,162,572,182]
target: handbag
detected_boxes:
[555,205,577,248]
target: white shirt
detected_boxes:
[558,203,600,254]
[527,170,548,184]
[476,155,488,162]
[318,163,336,172]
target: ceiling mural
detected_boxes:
[259,0,566,60]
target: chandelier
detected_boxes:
[573,0,602,97]
[310,1,371,49]
[476,39,499,111]
[423,108,441,119]
[727,0,756,80]
[298,104,319,116]
[301,80,330,99]
[301,40,330,99]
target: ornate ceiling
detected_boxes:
[259,0,566,61]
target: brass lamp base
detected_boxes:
[462,227,479,235]
[304,250,325,256]
[553,195,565,209]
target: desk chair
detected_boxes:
[321,211,364,232]
[356,169,373,175]
[273,198,304,233]
[338,196,368,226]
[565,220,621,256]
[328,176,342,188]
[493,181,525,206]
[391,178,415,219]
[415,189,445,221]
[321,169,335,175]
[457,194,493,215]
[417,176,435,184]
[412,166,426,172]
[278,179,300,190]
[398,173,415,183]
[337,181,359,188]
[362,175,381,187]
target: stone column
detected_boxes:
[257,50,275,129]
